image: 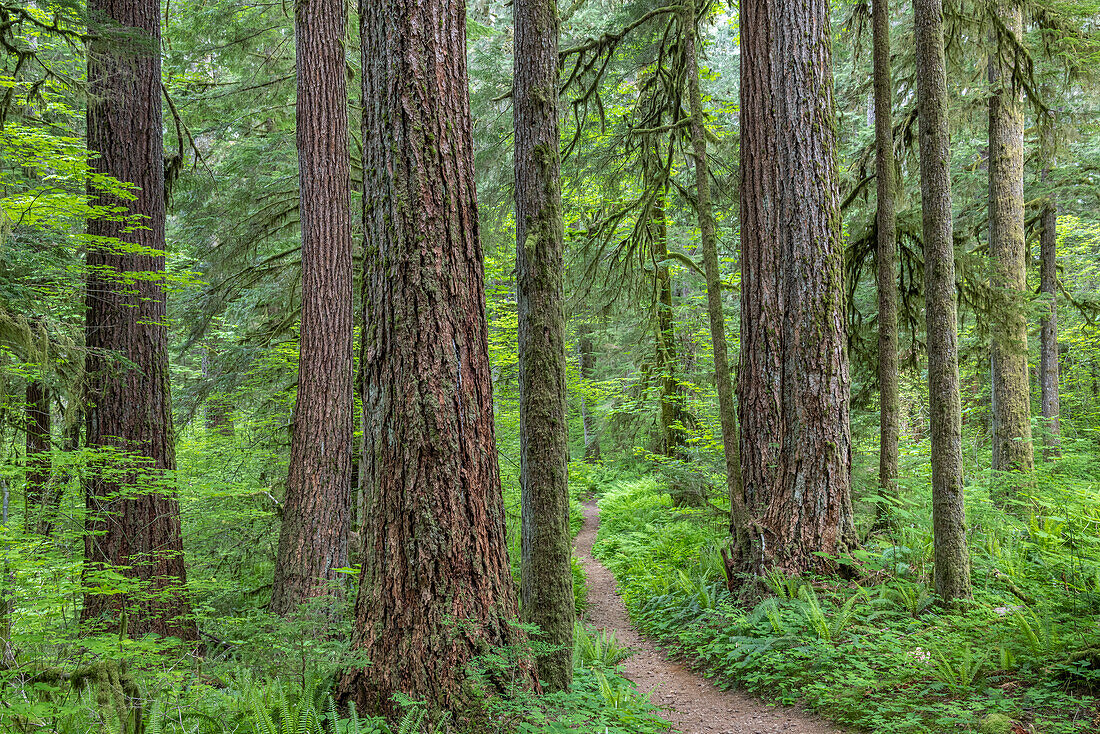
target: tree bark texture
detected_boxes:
[1039,139,1060,459]
[913,0,971,603]
[873,0,900,519]
[514,0,573,692]
[269,0,354,618]
[988,1,1034,477]
[737,0,857,575]
[652,189,685,471]
[338,0,527,717]
[24,381,51,534]
[578,328,601,463]
[682,0,745,532]
[83,0,195,640]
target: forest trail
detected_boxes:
[575,501,845,734]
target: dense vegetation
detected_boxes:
[3,0,1100,732]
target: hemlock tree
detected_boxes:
[873,0,900,522]
[1039,112,1061,458]
[269,0,353,617]
[337,0,527,717]
[514,0,574,692]
[736,0,857,575]
[988,0,1035,478]
[682,0,744,527]
[913,0,972,603]
[82,0,196,639]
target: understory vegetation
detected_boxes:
[593,449,1100,734]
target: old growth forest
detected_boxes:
[4,0,1100,732]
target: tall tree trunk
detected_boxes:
[514,0,573,692]
[578,327,601,463]
[913,0,971,604]
[682,0,746,537]
[873,0,900,525]
[988,2,1034,479]
[653,187,685,471]
[24,380,50,534]
[269,0,353,617]
[736,0,856,576]
[1038,118,1060,459]
[1038,212,1060,456]
[83,0,195,640]
[337,0,528,717]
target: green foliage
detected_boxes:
[594,473,1100,733]
[573,623,633,670]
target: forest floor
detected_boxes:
[576,500,845,734]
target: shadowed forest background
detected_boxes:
[3,0,1100,732]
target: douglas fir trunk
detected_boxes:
[269,0,354,617]
[337,0,527,718]
[83,0,195,639]
[737,0,857,575]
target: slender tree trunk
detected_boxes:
[24,381,50,534]
[269,0,354,617]
[337,0,528,717]
[578,327,601,463]
[873,0,899,524]
[83,0,195,640]
[736,0,856,576]
[514,0,573,692]
[1039,120,1060,459]
[913,0,971,603]
[683,0,746,538]
[988,2,1034,479]
[654,190,685,471]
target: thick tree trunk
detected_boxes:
[873,0,899,524]
[913,0,971,604]
[269,0,353,618]
[578,328,601,463]
[736,0,856,576]
[988,2,1034,478]
[1039,124,1060,459]
[682,0,745,531]
[83,0,195,640]
[337,0,528,718]
[514,0,573,692]
[24,381,50,534]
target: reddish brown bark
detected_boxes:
[83,0,195,640]
[737,0,856,575]
[269,0,353,617]
[337,0,527,718]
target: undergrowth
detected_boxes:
[593,463,1100,734]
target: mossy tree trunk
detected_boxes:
[24,380,50,534]
[82,0,196,640]
[337,0,529,718]
[514,0,573,692]
[988,1,1034,479]
[913,0,972,604]
[682,0,744,524]
[269,0,354,617]
[873,0,900,525]
[578,326,601,463]
[736,0,857,576]
[1038,117,1061,459]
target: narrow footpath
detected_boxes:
[575,501,844,734]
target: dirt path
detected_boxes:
[575,501,843,734]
